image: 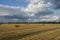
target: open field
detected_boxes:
[0,24,60,40]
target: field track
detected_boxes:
[0,24,60,40]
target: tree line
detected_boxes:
[0,22,60,24]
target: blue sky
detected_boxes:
[0,0,60,22]
[0,0,28,7]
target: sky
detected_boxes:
[0,0,60,22]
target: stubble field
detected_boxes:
[0,24,60,40]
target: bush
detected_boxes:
[15,25,19,27]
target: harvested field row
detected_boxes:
[0,24,60,40]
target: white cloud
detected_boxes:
[0,4,20,9]
[0,4,26,16]
[0,0,60,22]
[12,19,19,21]
[25,0,60,22]
[24,0,53,15]
[39,15,50,18]
[33,16,59,22]
[0,13,9,16]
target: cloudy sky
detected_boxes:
[0,0,60,22]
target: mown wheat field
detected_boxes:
[0,24,60,40]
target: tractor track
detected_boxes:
[18,27,60,39]
[1,27,60,40]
